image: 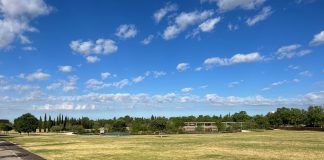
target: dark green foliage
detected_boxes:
[112,120,127,132]
[68,125,85,134]
[50,125,63,132]
[149,118,167,133]
[16,106,323,135]
[306,106,323,127]
[0,122,13,134]
[14,113,38,135]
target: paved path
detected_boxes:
[0,141,45,160]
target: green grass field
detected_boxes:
[3,130,324,160]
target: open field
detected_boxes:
[2,130,324,160]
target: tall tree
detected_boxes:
[44,113,47,132]
[39,116,42,133]
[307,106,323,127]
[14,113,39,136]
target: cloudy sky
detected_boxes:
[0,0,323,120]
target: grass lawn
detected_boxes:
[2,130,324,160]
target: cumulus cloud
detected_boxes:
[101,72,111,80]
[58,65,72,73]
[70,39,118,55]
[203,0,265,12]
[33,102,95,111]
[0,0,52,49]
[115,24,137,39]
[204,52,263,69]
[86,56,100,63]
[112,79,130,88]
[309,30,324,46]
[246,6,272,26]
[70,39,117,63]
[181,87,193,93]
[141,34,154,45]
[153,3,177,23]
[86,78,131,90]
[132,76,145,83]
[199,17,221,32]
[47,76,78,92]
[22,91,324,111]
[276,44,311,59]
[149,71,167,78]
[19,69,50,81]
[0,81,40,93]
[85,79,106,90]
[163,10,214,40]
[176,63,190,72]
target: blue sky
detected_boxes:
[0,0,324,120]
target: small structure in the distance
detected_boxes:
[99,127,105,135]
[183,122,218,133]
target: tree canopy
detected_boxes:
[14,113,39,135]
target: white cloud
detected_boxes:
[0,83,40,93]
[199,85,208,89]
[203,0,265,12]
[246,6,272,26]
[33,102,95,111]
[153,3,177,23]
[141,34,154,45]
[0,0,51,49]
[195,67,203,71]
[151,71,167,78]
[204,52,263,68]
[293,78,300,83]
[228,80,243,88]
[58,65,72,73]
[227,23,238,31]
[132,76,145,83]
[22,46,36,51]
[115,24,137,39]
[112,79,130,88]
[199,17,221,32]
[85,79,105,90]
[163,10,214,40]
[19,35,31,44]
[19,69,50,81]
[288,65,300,70]
[276,44,311,59]
[86,56,100,63]
[181,87,193,93]
[310,30,324,46]
[101,72,111,80]
[176,63,190,72]
[3,90,324,111]
[262,80,288,91]
[47,76,78,92]
[299,70,312,77]
[70,39,118,55]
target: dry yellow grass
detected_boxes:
[4,130,324,160]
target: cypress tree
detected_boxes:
[44,113,47,133]
[48,116,52,131]
[39,116,42,133]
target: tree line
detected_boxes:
[1,106,323,135]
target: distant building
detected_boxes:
[183,122,218,133]
[0,119,10,124]
[99,127,105,134]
